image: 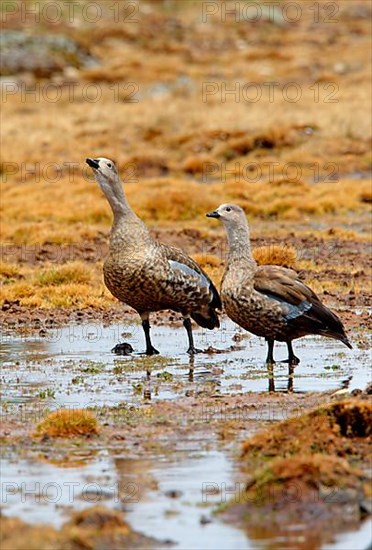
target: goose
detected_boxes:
[86,157,221,355]
[206,203,352,364]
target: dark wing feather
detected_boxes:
[161,244,222,310]
[254,265,351,346]
[168,260,209,289]
[254,265,319,306]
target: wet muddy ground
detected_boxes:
[1,316,371,549]
[1,318,371,406]
[1,1,371,546]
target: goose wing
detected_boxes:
[253,265,345,334]
[161,244,222,310]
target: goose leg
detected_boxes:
[286,341,300,365]
[140,314,159,355]
[183,317,202,355]
[265,339,275,364]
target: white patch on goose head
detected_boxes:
[86,157,118,182]
[207,204,247,226]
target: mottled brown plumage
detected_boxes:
[86,157,221,355]
[207,204,352,364]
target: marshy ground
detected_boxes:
[1,1,371,548]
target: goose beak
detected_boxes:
[86,158,100,169]
[206,210,220,219]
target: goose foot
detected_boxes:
[145,346,160,356]
[283,356,300,365]
[183,318,201,356]
[286,342,300,365]
[187,346,202,355]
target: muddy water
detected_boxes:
[1,451,118,527]
[1,319,369,409]
[126,450,251,549]
[1,446,370,550]
[1,319,371,549]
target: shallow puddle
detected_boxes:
[1,446,370,550]
[0,319,370,409]
[119,449,252,549]
[1,447,252,547]
[1,320,370,549]
[0,451,118,528]
[323,520,372,550]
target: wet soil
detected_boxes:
[1,318,371,549]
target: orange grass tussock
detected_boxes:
[34,409,99,438]
[242,399,372,460]
[253,245,297,268]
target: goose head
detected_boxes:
[207,204,246,228]
[86,157,119,182]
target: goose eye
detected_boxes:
[226,207,231,212]
[107,163,112,168]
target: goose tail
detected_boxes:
[342,336,353,349]
[323,330,353,349]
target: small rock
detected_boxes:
[111,433,126,441]
[111,343,133,355]
[143,389,151,400]
[200,515,212,525]
[164,490,182,499]
[1,30,97,77]
[333,62,348,74]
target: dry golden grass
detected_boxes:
[35,262,91,286]
[0,261,23,280]
[1,261,113,308]
[35,409,99,438]
[1,0,371,309]
[253,245,297,268]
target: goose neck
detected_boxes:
[225,222,255,267]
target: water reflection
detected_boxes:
[0,321,369,409]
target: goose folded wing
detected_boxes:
[253,265,341,328]
[162,244,221,309]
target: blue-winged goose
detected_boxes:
[86,157,221,355]
[206,204,352,364]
